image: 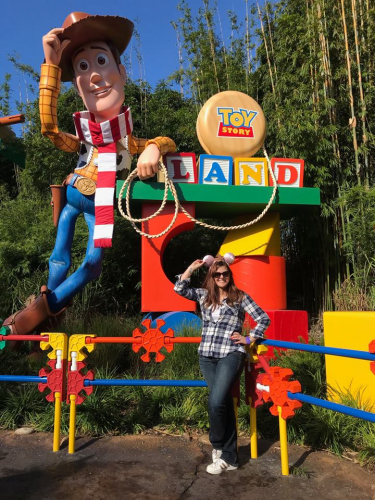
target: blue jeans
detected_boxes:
[199,351,245,467]
[47,185,104,313]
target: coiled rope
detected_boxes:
[118,147,278,239]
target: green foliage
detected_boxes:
[0,192,55,314]
[0,385,47,429]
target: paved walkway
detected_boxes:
[0,431,374,500]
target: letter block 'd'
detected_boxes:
[269,158,304,187]
[234,158,268,186]
[199,154,233,185]
[158,153,198,183]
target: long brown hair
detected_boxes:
[202,260,243,308]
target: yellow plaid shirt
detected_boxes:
[39,63,176,182]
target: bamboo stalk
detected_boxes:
[306,0,317,112]
[265,1,278,83]
[203,0,220,93]
[245,0,251,93]
[365,0,373,179]
[340,0,361,185]
[351,0,369,188]
[257,2,276,94]
[171,22,184,95]
[216,4,230,90]
[321,1,351,280]
[317,0,350,280]
[257,2,285,154]
[365,0,373,88]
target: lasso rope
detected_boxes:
[117,147,278,239]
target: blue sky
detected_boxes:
[0,1,259,110]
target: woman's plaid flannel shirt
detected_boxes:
[174,277,270,359]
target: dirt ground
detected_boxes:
[0,430,374,500]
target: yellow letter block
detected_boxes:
[234,158,268,186]
[219,212,280,256]
[324,312,375,410]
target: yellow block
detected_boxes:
[219,212,280,256]
[324,312,375,410]
[234,158,268,186]
[68,334,96,362]
[40,332,68,360]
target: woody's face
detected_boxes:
[73,41,126,122]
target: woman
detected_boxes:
[174,257,270,475]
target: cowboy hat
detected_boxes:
[57,12,134,81]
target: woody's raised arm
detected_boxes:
[39,29,80,153]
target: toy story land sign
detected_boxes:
[159,91,304,189]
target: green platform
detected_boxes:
[116,181,320,219]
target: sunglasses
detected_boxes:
[213,271,230,279]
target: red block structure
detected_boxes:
[245,310,308,359]
[142,203,196,312]
[231,256,287,310]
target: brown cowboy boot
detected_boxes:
[2,285,67,337]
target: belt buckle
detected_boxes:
[76,177,96,195]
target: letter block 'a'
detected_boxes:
[234,158,268,186]
[199,154,233,185]
[158,153,197,183]
[142,203,196,312]
[269,158,304,187]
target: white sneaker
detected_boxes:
[206,458,238,475]
[212,449,222,462]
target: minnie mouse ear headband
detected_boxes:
[202,253,235,267]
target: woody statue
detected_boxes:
[3,12,176,336]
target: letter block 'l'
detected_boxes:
[158,153,197,183]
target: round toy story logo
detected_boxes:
[196,91,266,158]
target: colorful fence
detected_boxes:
[1,323,374,476]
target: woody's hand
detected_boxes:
[43,28,71,66]
[137,144,160,180]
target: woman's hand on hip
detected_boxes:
[231,332,246,344]
[231,332,257,345]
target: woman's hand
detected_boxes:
[180,260,204,281]
[189,259,204,272]
[231,332,257,345]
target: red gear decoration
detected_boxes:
[258,366,302,419]
[38,359,66,402]
[66,360,95,405]
[132,319,174,362]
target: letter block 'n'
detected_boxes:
[234,158,268,186]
